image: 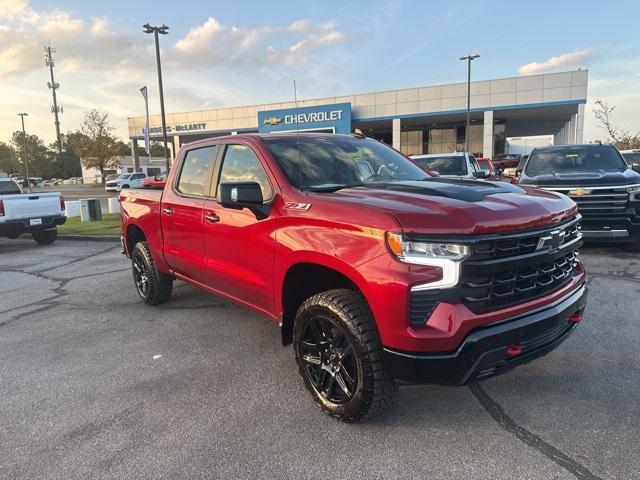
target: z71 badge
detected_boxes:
[284,202,312,211]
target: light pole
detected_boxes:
[17,113,31,192]
[143,23,171,174]
[459,54,480,153]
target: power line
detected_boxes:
[45,44,63,153]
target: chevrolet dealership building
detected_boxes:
[127,69,588,162]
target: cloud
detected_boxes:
[518,49,596,75]
[0,0,28,18]
[170,17,353,70]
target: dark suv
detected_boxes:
[517,143,640,250]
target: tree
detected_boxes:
[593,99,640,150]
[0,142,17,175]
[10,131,51,178]
[67,109,121,183]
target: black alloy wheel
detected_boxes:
[293,289,397,422]
[130,241,173,305]
[132,249,150,298]
[300,314,358,404]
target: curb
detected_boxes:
[58,235,121,243]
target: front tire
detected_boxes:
[32,228,57,245]
[293,289,397,422]
[131,241,173,305]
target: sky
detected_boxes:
[1,0,639,146]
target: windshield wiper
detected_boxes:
[304,183,364,192]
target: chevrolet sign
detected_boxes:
[258,102,352,135]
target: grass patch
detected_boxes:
[58,213,122,237]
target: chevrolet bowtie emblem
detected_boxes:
[263,116,282,126]
[569,188,591,196]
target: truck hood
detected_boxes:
[521,169,640,187]
[315,179,577,235]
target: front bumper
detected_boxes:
[580,214,640,242]
[383,284,587,385]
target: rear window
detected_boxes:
[526,145,627,175]
[413,156,467,176]
[0,180,21,194]
[176,145,218,196]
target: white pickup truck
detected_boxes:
[0,178,66,245]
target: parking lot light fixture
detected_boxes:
[142,23,171,174]
[459,54,480,153]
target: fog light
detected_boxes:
[506,345,522,356]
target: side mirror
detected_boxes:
[430,170,441,177]
[502,168,517,178]
[475,170,490,179]
[219,181,263,206]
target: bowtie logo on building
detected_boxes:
[263,116,282,126]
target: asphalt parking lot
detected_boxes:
[1,238,638,479]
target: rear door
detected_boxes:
[201,142,277,314]
[160,144,219,283]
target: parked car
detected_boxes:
[492,153,522,172]
[105,172,147,192]
[476,157,498,180]
[409,152,490,179]
[620,149,640,168]
[516,143,640,251]
[0,177,66,244]
[119,133,587,422]
[142,171,167,189]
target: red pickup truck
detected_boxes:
[120,133,587,422]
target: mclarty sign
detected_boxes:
[143,123,207,135]
[258,102,351,134]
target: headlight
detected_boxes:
[626,185,640,193]
[386,233,470,290]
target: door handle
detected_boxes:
[162,207,174,215]
[204,213,220,223]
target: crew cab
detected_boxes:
[516,143,640,250]
[105,172,147,192]
[410,152,490,180]
[0,177,66,244]
[120,133,587,422]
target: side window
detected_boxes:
[218,144,273,201]
[177,146,217,196]
[469,155,479,173]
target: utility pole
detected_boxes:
[45,45,63,153]
[143,24,171,174]
[17,113,31,192]
[459,54,480,153]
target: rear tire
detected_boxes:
[32,228,57,245]
[293,289,397,423]
[131,241,173,305]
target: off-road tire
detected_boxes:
[131,241,173,305]
[32,228,57,245]
[293,289,397,422]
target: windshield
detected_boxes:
[477,159,490,169]
[116,174,130,180]
[264,136,429,190]
[622,152,640,165]
[526,145,628,175]
[413,156,467,176]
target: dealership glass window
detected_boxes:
[176,146,218,196]
[218,144,273,200]
[428,128,456,154]
[400,130,424,156]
